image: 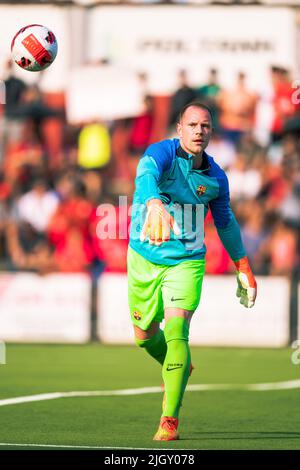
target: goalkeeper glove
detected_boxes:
[234,256,257,308]
[140,199,180,246]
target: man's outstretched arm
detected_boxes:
[209,173,257,308]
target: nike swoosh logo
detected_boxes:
[166,366,183,371]
[171,296,185,301]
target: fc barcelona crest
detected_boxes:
[133,311,142,321]
[196,185,207,196]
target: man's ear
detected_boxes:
[176,122,182,137]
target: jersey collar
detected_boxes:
[176,145,210,172]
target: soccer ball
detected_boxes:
[11,24,58,72]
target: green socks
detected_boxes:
[135,328,167,366]
[135,317,191,418]
[162,317,191,418]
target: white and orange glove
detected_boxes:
[140,199,180,246]
[234,256,257,308]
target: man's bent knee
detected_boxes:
[134,322,160,342]
[164,316,190,343]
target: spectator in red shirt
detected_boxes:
[129,95,154,156]
[47,172,96,273]
[271,67,296,141]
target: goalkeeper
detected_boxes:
[127,102,257,441]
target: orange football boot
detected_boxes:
[153,416,179,441]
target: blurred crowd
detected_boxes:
[0,60,299,278]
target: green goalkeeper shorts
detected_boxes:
[127,246,206,331]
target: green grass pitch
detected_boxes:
[0,344,299,450]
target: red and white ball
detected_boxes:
[11,24,58,72]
